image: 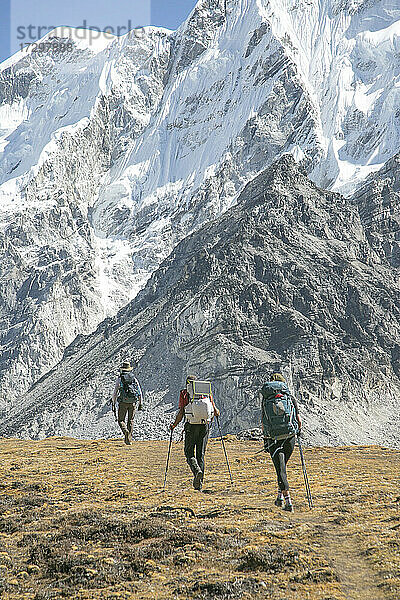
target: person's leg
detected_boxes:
[191,424,206,490]
[268,439,286,505]
[118,403,130,445]
[118,403,128,435]
[184,424,201,477]
[195,424,209,484]
[271,446,287,490]
[277,451,289,491]
[281,436,296,510]
[283,436,296,464]
[126,404,136,440]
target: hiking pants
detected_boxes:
[117,402,135,436]
[265,436,296,491]
[184,422,209,476]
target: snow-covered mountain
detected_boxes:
[1,0,400,421]
[2,155,399,446]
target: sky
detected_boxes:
[0,0,198,64]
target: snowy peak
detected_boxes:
[255,0,400,190]
[0,25,172,186]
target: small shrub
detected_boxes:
[16,495,48,507]
[34,589,69,599]
[292,568,338,583]
[25,483,48,493]
[55,512,170,544]
[27,538,151,590]
[191,578,262,599]
[237,546,299,572]
[18,533,41,548]
[0,517,18,534]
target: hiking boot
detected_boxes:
[193,472,202,490]
[274,497,284,507]
[124,432,131,445]
[283,503,294,512]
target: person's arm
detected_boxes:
[210,393,220,418]
[291,396,302,431]
[170,407,185,430]
[136,378,144,409]
[170,390,187,430]
[260,392,265,435]
[111,377,120,411]
[260,393,270,452]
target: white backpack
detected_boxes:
[185,380,214,425]
[185,396,214,424]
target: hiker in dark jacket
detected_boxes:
[261,373,302,512]
[112,360,143,445]
[170,375,220,490]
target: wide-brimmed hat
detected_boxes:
[120,361,133,371]
[270,372,285,382]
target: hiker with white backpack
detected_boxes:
[260,373,302,512]
[170,375,220,490]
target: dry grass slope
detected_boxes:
[0,437,399,600]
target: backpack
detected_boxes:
[261,381,297,440]
[119,372,141,404]
[185,380,214,425]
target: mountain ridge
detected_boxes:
[2,154,398,446]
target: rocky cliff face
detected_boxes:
[354,153,400,271]
[2,155,398,446]
[1,0,400,422]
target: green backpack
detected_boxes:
[261,381,297,440]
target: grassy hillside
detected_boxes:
[0,437,399,599]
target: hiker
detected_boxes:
[111,360,143,445]
[261,373,302,512]
[170,376,220,490]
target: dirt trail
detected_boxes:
[300,513,386,600]
[324,527,385,600]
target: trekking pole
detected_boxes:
[216,416,233,485]
[298,435,313,509]
[163,429,173,491]
[301,447,313,508]
[297,433,314,509]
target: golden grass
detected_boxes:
[0,437,399,599]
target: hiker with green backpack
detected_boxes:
[170,375,220,490]
[260,373,302,512]
[111,360,143,445]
